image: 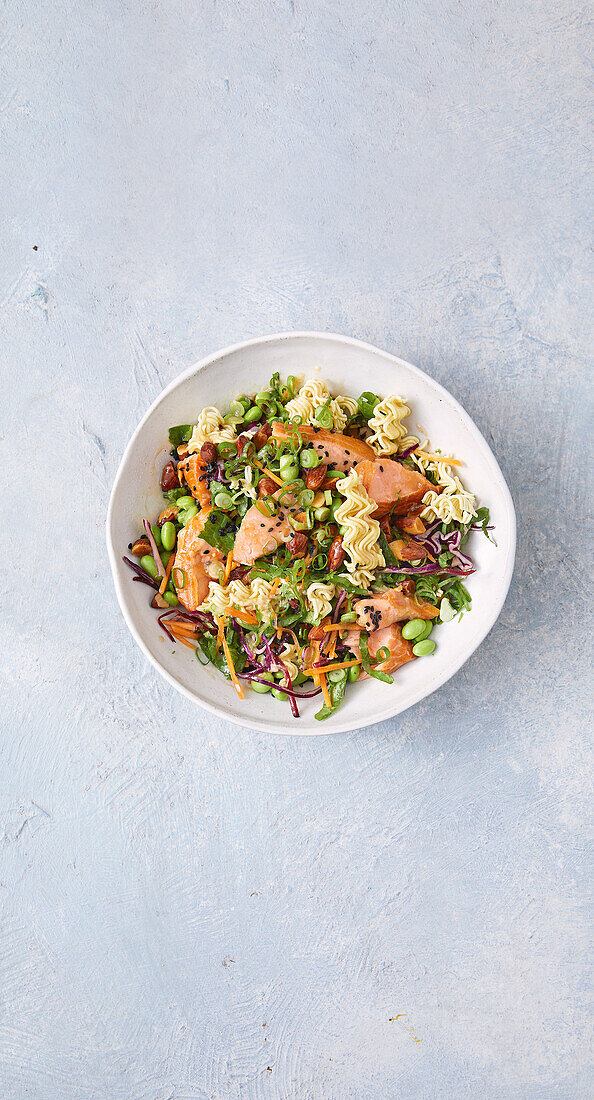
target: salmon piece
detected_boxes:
[233,500,292,565]
[343,624,416,674]
[272,422,375,474]
[173,512,224,610]
[353,587,438,632]
[179,454,212,511]
[357,458,433,516]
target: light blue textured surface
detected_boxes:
[1,1,592,1097]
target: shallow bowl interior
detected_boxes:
[107,332,516,734]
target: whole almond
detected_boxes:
[327,535,346,571]
[253,421,272,449]
[287,532,309,559]
[158,505,179,524]
[304,464,327,491]
[160,460,178,492]
[131,537,152,557]
[200,441,218,464]
[258,476,279,497]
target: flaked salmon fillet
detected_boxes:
[343,623,416,674]
[353,587,438,633]
[357,458,433,516]
[173,511,224,610]
[233,501,292,565]
[272,422,375,474]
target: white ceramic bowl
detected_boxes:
[107,332,515,735]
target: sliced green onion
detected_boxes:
[314,506,331,522]
[359,631,393,683]
[300,448,319,469]
[340,611,357,623]
[314,401,334,429]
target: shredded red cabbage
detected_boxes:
[398,443,419,459]
[381,563,475,576]
[331,589,346,624]
[237,672,322,699]
[123,556,159,589]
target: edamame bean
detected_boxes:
[161,521,176,551]
[401,618,427,641]
[252,681,271,694]
[412,639,436,656]
[348,664,360,682]
[180,504,198,525]
[214,491,233,511]
[300,448,319,469]
[175,495,194,510]
[272,687,288,701]
[160,550,172,567]
[243,405,262,423]
[314,506,331,522]
[151,524,162,548]
[255,391,271,406]
[163,591,179,607]
[415,621,433,641]
[140,554,159,579]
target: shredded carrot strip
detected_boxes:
[418,451,463,466]
[223,551,234,584]
[221,632,244,699]
[168,622,197,636]
[228,606,258,625]
[216,617,225,654]
[254,461,284,487]
[170,634,198,650]
[302,658,361,677]
[158,552,175,596]
[319,672,332,707]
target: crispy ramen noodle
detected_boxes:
[305,581,336,623]
[187,407,238,451]
[367,395,411,456]
[334,471,385,588]
[285,379,357,432]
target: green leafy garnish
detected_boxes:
[473,506,495,543]
[315,670,348,720]
[199,510,237,554]
[378,531,397,566]
[197,627,247,679]
[168,424,192,447]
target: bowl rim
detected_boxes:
[106,330,516,735]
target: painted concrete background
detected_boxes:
[1,1,592,1097]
